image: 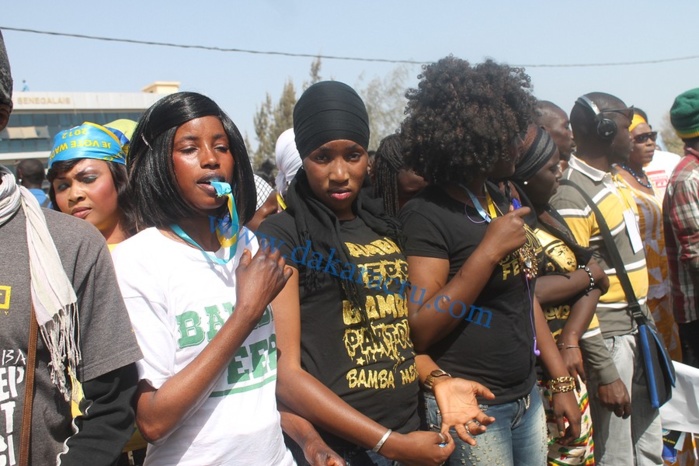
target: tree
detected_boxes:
[304,56,322,90]
[250,59,410,169]
[250,57,324,172]
[251,79,297,170]
[355,66,409,150]
[658,112,683,155]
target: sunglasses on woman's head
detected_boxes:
[633,131,658,144]
[601,106,635,123]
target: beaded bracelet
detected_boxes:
[578,264,595,292]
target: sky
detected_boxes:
[3,0,699,151]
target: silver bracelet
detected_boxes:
[372,429,392,453]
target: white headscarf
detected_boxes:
[274,128,302,197]
[0,166,80,400]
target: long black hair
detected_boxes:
[128,92,256,230]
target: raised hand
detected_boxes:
[235,242,293,325]
[479,207,531,264]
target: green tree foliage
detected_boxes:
[305,56,322,90]
[250,57,323,172]
[658,112,684,156]
[251,79,297,170]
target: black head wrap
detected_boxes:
[513,126,557,182]
[288,81,401,331]
[0,31,12,107]
[294,81,370,158]
[285,170,402,330]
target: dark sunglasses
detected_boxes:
[633,131,658,144]
[600,106,635,122]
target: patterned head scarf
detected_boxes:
[49,122,128,168]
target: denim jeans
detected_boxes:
[586,333,663,465]
[422,384,546,466]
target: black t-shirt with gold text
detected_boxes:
[400,184,539,405]
[258,212,419,449]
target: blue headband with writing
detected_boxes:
[49,122,128,168]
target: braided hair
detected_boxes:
[372,133,404,217]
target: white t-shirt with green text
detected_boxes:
[113,227,294,466]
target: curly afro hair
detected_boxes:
[401,56,536,185]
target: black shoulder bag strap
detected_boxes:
[558,179,646,325]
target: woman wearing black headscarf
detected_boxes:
[259,81,493,466]
[511,124,611,465]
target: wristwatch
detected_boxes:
[423,369,451,391]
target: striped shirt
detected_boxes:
[663,151,699,323]
[551,155,649,337]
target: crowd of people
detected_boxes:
[1,31,697,466]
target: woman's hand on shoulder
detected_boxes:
[432,377,495,444]
[381,431,455,466]
[234,242,293,325]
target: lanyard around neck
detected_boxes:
[170,181,239,265]
[461,184,497,223]
[170,224,235,265]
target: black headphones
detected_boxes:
[575,95,617,140]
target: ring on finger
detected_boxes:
[438,432,447,444]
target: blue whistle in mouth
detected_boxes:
[210,181,232,197]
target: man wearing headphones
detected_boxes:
[550,93,662,465]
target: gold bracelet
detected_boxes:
[550,384,575,394]
[549,376,575,385]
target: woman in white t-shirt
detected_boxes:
[112,91,342,466]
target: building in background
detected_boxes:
[0,81,179,166]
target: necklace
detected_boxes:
[619,163,653,189]
[461,184,540,356]
[461,185,497,223]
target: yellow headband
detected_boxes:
[629,113,647,132]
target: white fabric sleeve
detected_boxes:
[122,294,174,389]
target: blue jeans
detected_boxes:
[586,333,663,465]
[423,384,546,465]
